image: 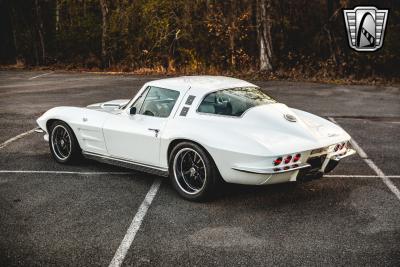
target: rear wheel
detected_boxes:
[49,121,81,163]
[169,142,219,201]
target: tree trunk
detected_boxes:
[99,0,109,68]
[9,7,19,62]
[56,0,60,32]
[257,0,273,72]
[35,0,46,64]
[83,0,87,17]
[325,0,341,67]
[229,0,236,67]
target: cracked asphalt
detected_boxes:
[0,71,399,266]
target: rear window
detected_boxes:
[197,87,276,117]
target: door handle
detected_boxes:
[148,128,160,137]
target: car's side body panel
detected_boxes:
[79,108,109,154]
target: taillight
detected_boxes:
[284,155,292,164]
[341,142,346,150]
[293,153,301,162]
[334,144,341,152]
[273,157,283,166]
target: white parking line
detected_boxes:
[109,178,162,267]
[0,170,398,179]
[325,174,400,178]
[329,117,400,201]
[0,129,37,150]
[28,71,54,80]
[0,170,133,175]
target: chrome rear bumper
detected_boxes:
[331,149,356,161]
[232,162,311,174]
[231,148,356,175]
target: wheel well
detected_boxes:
[46,119,82,150]
[167,139,214,163]
[167,138,223,182]
[46,119,60,132]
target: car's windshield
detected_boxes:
[197,87,277,117]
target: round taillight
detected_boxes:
[284,155,292,164]
[334,144,340,152]
[273,157,283,166]
[293,153,301,162]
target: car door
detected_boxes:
[102,86,184,167]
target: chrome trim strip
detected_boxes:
[232,162,311,174]
[82,151,169,177]
[34,127,44,133]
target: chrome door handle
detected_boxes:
[148,128,160,137]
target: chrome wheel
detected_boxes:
[173,148,207,195]
[51,125,72,160]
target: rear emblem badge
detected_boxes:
[284,114,297,122]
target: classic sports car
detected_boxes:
[36,76,355,201]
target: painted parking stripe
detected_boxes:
[109,178,162,267]
[0,170,399,179]
[28,71,54,80]
[329,117,400,201]
[0,170,133,175]
[325,174,400,178]
[0,129,37,150]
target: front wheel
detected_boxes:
[169,142,220,201]
[49,121,81,163]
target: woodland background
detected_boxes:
[0,0,399,81]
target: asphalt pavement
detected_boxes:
[0,70,399,266]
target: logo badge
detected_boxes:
[284,114,297,122]
[343,6,389,52]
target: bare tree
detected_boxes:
[256,0,273,72]
[228,0,236,67]
[34,0,46,64]
[55,0,60,32]
[99,0,109,68]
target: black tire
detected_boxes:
[48,121,81,164]
[169,142,220,201]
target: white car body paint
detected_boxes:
[37,76,355,185]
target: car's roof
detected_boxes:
[146,76,258,95]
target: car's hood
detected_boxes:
[237,103,350,154]
[86,99,129,113]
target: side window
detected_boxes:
[197,87,276,117]
[131,87,150,112]
[139,86,180,118]
[197,91,233,116]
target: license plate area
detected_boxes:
[297,154,326,181]
[307,155,327,172]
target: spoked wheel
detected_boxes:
[51,125,71,160]
[173,148,207,195]
[169,142,220,201]
[49,121,81,163]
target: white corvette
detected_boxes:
[36,76,355,201]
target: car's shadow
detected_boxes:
[71,158,347,206]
